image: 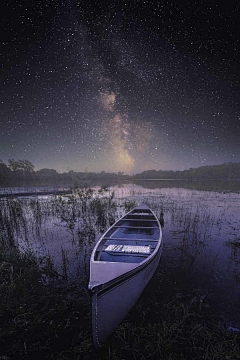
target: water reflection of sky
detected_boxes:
[110,183,240,325]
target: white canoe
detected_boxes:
[88,203,163,349]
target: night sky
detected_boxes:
[1,0,240,174]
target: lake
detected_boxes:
[1,180,240,328]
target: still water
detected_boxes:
[1,180,240,326]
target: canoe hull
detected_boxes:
[91,242,162,349]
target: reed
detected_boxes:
[227,238,240,249]
[61,246,68,280]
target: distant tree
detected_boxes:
[0,161,11,184]
[36,168,58,176]
[19,159,35,172]
[36,168,58,183]
[8,159,34,172]
[8,159,20,172]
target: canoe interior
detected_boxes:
[94,208,160,263]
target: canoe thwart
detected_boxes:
[122,218,158,222]
[112,226,159,229]
[102,237,159,242]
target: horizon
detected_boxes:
[2,159,239,175]
[36,160,240,175]
[35,160,240,175]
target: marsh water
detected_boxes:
[1,180,240,327]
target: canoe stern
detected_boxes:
[91,245,162,349]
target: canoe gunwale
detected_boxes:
[96,240,163,298]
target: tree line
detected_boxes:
[133,163,240,180]
[0,159,240,186]
[0,159,128,186]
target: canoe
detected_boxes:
[88,203,163,349]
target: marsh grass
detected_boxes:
[227,238,240,249]
[0,245,91,360]
[0,188,240,359]
[0,243,239,360]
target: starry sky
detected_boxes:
[1,0,240,174]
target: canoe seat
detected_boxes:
[103,237,159,242]
[105,244,151,254]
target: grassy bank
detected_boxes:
[0,246,239,360]
[0,189,240,359]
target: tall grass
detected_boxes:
[0,186,119,278]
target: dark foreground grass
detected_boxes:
[0,247,239,360]
[0,247,92,360]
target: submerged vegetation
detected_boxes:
[0,186,240,359]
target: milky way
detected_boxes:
[1,0,240,173]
